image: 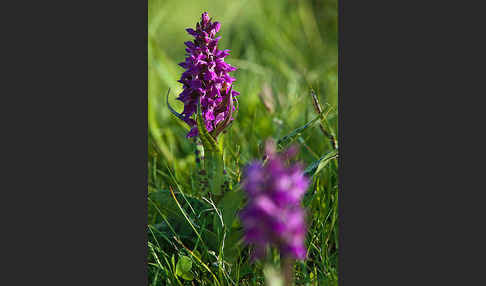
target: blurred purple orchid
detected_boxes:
[240,141,310,261]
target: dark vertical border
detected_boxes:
[335,0,463,284]
[338,0,343,283]
[143,0,149,284]
[10,0,149,283]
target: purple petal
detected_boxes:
[212,22,221,33]
[186,28,198,37]
[201,12,210,25]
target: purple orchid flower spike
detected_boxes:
[168,12,239,139]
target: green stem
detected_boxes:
[281,256,295,286]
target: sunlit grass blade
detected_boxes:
[304,149,338,177]
[276,112,325,151]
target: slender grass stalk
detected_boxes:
[281,256,295,286]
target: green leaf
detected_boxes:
[304,149,338,177]
[212,189,244,235]
[176,256,193,280]
[218,189,244,229]
[181,271,194,280]
[179,256,192,272]
[223,229,243,263]
[206,151,224,196]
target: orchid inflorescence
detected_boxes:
[169,12,239,139]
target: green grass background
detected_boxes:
[148,0,338,284]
